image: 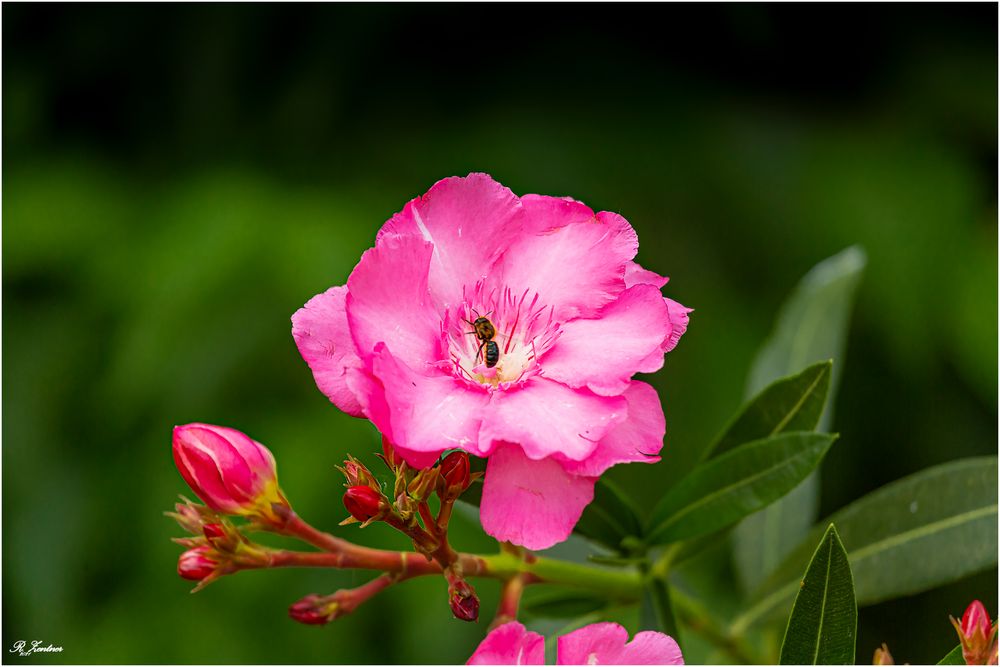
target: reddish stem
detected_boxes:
[266,545,488,578]
[491,573,525,630]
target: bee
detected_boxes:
[463,309,500,368]
[481,340,500,368]
[463,310,496,343]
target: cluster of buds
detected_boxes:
[951,600,999,665]
[168,423,487,626]
[336,440,482,621]
[170,504,273,591]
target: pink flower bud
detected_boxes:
[202,523,226,540]
[963,601,993,639]
[177,546,217,581]
[439,451,471,497]
[289,594,337,626]
[343,486,383,522]
[951,600,998,665]
[172,423,286,518]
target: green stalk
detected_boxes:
[480,551,643,600]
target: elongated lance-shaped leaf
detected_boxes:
[706,360,832,460]
[646,432,837,545]
[731,456,999,635]
[573,478,644,553]
[779,524,857,665]
[734,246,867,593]
[937,645,965,665]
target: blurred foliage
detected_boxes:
[2,4,996,664]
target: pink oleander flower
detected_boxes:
[292,174,690,550]
[172,423,287,520]
[951,600,999,665]
[467,621,684,665]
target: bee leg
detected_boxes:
[476,341,486,363]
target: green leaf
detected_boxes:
[734,246,867,593]
[647,432,838,545]
[731,456,999,634]
[745,246,867,407]
[573,478,644,553]
[778,524,857,665]
[937,644,965,665]
[707,360,832,460]
[640,576,680,640]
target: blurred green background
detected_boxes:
[3,4,996,664]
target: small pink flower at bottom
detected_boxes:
[467,621,684,665]
[292,174,691,550]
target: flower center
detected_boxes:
[444,283,559,389]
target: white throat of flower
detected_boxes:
[445,285,559,389]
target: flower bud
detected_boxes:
[337,455,377,488]
[439,451,471,498]
[408,467,440,502]
[172,423,287,519]
[288,594,338,626]
[167,498,212,534]
[343,486,384,522]
[381,435,405,470]
[951,600,998,665]
[203,523,226,540]
[450,588,480,622]
[177,546,218,581]
[873,643,894,665]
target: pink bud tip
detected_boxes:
[177,546,217,581]
[289,595,333,625]
[343,486,383,522]
[440,451,471,493]
[963,600,993,639]
[172,423,282,516]
[202,523,226,540]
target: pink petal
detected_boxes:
[624,260,668,289]
[497,207,638,320]
[622,261,691,353]
[480,444,596,551]
[557,623,684,665]
[479,378,626,462]
[346,233,444,367]
[541,285,672,396]
[191,423,275,485]
[172,426,255,512]
[467,622,545,665]
[520,194,596,232]
[559,381,665,477]
[367,345,490,462]
[377,173,524,306]
[292,286,365,417]
[663,298,692,353]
